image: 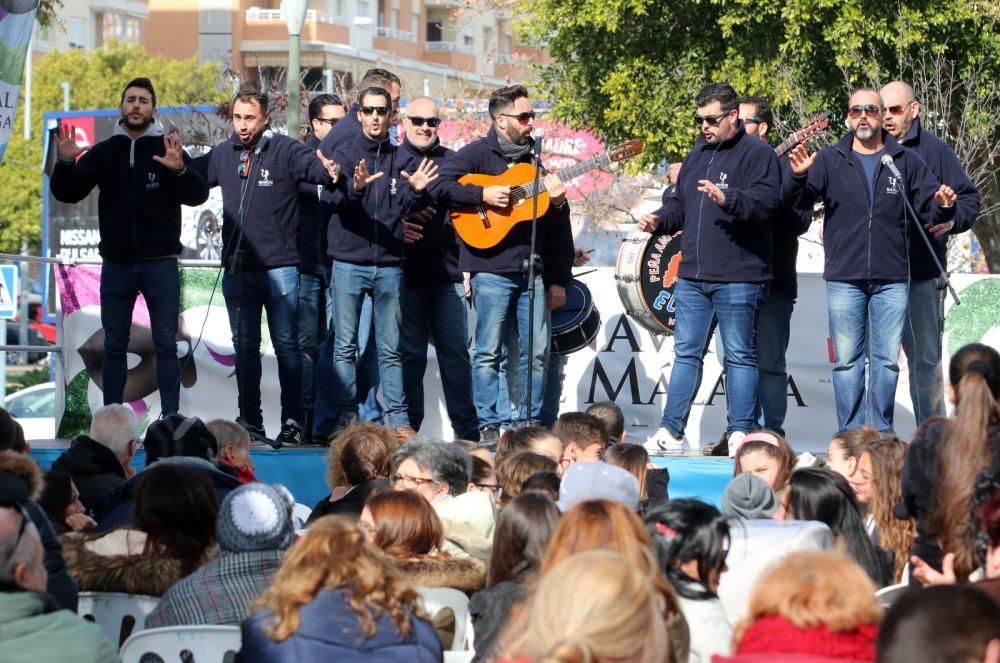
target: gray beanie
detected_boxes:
[216,483,295,553]
[722,473,778,519]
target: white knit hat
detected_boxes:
[216,483,295,552]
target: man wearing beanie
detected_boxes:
[722,473,778,520]
[146,482,295,627]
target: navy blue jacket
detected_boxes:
[786,130,953,282]
[428,126,574,287]
[192,131,333,270]
[898,118,980,280]
[652,123,782,283]
[400,138,463,284]
[236,589,442,663]
[50,122,209,261]
[296,134,331,277]
[772,156,814,298]
[327,134,427,266]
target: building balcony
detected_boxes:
[424,40,477,70]
[242,7,350,47]
[375,26,417,43]
[373,26,421,59]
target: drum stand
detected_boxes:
[523,140,544,425]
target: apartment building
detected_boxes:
[143,0,541,98]
[31,0,149,55]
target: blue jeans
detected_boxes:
[222,266,303,426]
[540,352,568,428]
[400,280,479,438]
[827,280,908,432]
[755,293,795,435]
[660,278,766,437]
[331,261,408,428]
[297,273,326,411]
[100,259,181,415]
[902,278,945,425]
[472,273,549,426]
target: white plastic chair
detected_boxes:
[77,591,160,648]
[417,586,474,652]
[292,503,312,528]
[444,652,475,663]
[875,582,912,607]
[119,625,242,663]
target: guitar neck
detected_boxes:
[774,132,803,157]
[521,151,613,198]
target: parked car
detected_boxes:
[5,381,56,440]
[5,320,51,364]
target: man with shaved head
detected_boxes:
[880,80,980,426]
[787,88,957,433]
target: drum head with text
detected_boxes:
[639,231,683,334]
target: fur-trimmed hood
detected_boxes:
[0,450,42,503]
[61,530,217,597]
[390,554,486,593]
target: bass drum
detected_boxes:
[551,278,601,355]
[615,229,684,335]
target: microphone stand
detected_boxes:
[523,133,544,425]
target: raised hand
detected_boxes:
[935,183,957,208]
[65,512,97,532]
[353,158,384,191]
[911,552,956,587]
[151,129,185,172]
[637,213,660,233]
[56,124,88,162]
[697,179,726,206]
[789,143,816,176]
[572,247,591,268]
[316,148,340,183]
[400,158,439,193]
[544,171,567,206]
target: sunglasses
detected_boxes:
[360,106,390,117]
[407,116,441,127]
[848,104,881,119]
[1,504,29,564]
[694,112,730,126]
[885,102,914,115]
[500,111,536,124]
[742,118,762,125]
[237,150,252,178]
[314,117,340,126]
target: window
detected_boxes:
[68,17,86,49]
[411,14,418,39]
[37,23,51,45]
[391,8,399,30]
[463,34,474,48]
[95,10,144,47]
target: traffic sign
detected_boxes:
[0,264,18,319]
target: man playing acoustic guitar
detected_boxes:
[429,85,575,445]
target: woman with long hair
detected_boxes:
[494,551,669,663]
[904,343,1000,581]
[38,470,96,534]
[775,468,891,587]
[729,550,882,661]
[853,436,915,583]
[732,431,797,495]
[827,426,880,483]
[605,443,669,510]
[645,500,732,663]
[470,492,561,661]
[236,516,440,662]
[308,421,394,524]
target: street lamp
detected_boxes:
[282,0,308,137]
[352,15,374,85]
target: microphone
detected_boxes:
[533,128,544,156]
[254,128,274,155]
[881,153,903,181]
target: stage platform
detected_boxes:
[29,443,734,509]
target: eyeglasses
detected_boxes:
[693,112,730,126]
[314,117,340,127]
[360,106,390,117]
[391,473,437,487]
[742,118,762,125]
[1,504,29,565]
[885,101,914,116]
[474,482,502,492]
[237,150,252,178]
[500,111,536,124]
[848,104,881,119]
[407,116,441,128]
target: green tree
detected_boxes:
[0,41,229,253]
[515,0,1000,270]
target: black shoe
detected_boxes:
[236,417,267,440]
[275,419,303,447]
[479,424,501,450]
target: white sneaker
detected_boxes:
[727,431,747,458]
[644,427,685,456]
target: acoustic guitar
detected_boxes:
[451,140,644,249]
[774,110,833,157]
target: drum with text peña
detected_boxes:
[615,228,683,335]
[551,278,601,355]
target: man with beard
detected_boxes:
[51,77,209,416]
[429,85,574,445]
[397,96,479,440]
[638,83,781,456]
[879,81,980,426]
[192,86,340,447]
[326,86,439,441]
[787,88,957,433]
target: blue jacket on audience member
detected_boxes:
[652,122,782,283]
[786,130,953,282]
[428,126,574,287]
[327,134,428,266]
[296,133,332,278]
[897,117,980,280]
[400,138,463,284]
[236,589,442,663]
[191,131,332,270]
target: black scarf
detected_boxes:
[497,130,534,162]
